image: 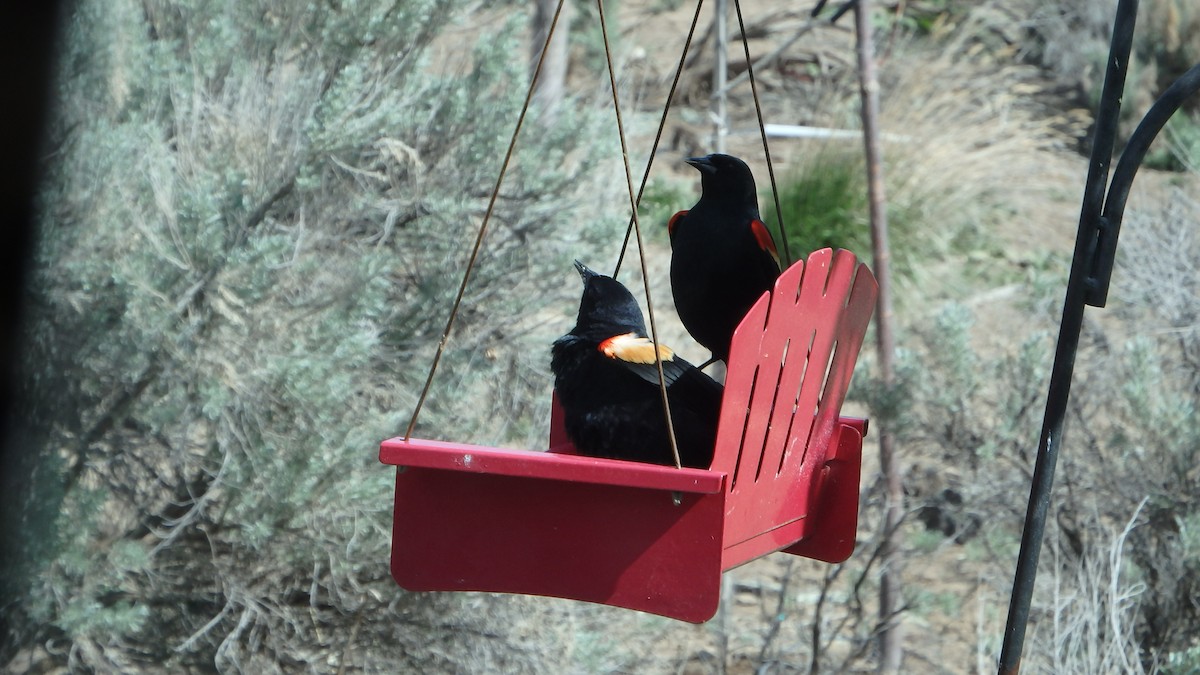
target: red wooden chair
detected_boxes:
[379,247,878,622]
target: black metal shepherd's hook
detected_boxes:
[998,0,1200,671]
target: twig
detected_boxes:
[757,557,796,668]
[335,612,365,675]
[853,0,904,670]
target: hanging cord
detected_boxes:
[733,0,792,266]
[611,0,706,280]
[404,0,567,441]
[597,0,684,470]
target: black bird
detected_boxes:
[668,153,781,365]
[551,261,724,468]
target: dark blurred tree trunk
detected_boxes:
[1,0,64,630]
[531,0,571,126]
[853,0,903,672]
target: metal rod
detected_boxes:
[596,0,684,469]
[1088,60,1200,307]
[732,0,791,266]
[997,0,1139,671]
[611,0,706,280]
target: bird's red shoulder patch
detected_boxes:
[667,210,688,238]
[599,333,674,364]
[750,219,781,267]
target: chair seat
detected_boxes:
[380,248,878,622]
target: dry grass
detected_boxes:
[1027,502,1150,675]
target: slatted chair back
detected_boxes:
[714,247,877,568]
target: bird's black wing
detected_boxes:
[610,353,691,388]
[617,353,724,469]
[610,348,724,428]
[662,360,724,468]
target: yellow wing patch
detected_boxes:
[599,333,674,364]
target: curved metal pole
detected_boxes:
[1088,60,1200,306]
[998,0,1138,671]
[999,2,1200,671]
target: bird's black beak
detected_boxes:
[685,155,717,175]
[573,260,598,284]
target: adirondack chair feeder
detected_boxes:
[379,247,878,623]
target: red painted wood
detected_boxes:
[783,419,865,563]
[380,248,878,622]
[389,466,725,622]
[379,437,723,494]
[716,248,877,569]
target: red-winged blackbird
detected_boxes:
[551,261,724,468]
[669,153,781,364]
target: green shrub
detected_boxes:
[11,1,621,671]
[637,175,693,244]
[764,150,869,265]
[762,149,927,274]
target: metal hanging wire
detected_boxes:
[405,0,800,467]
[611,0,706,280]
[601,0,798,465]
[595,0,685,469]
[732,0,792,266]
[612,0,794,273]
[404,0,568,440]
[405,0,689,469]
